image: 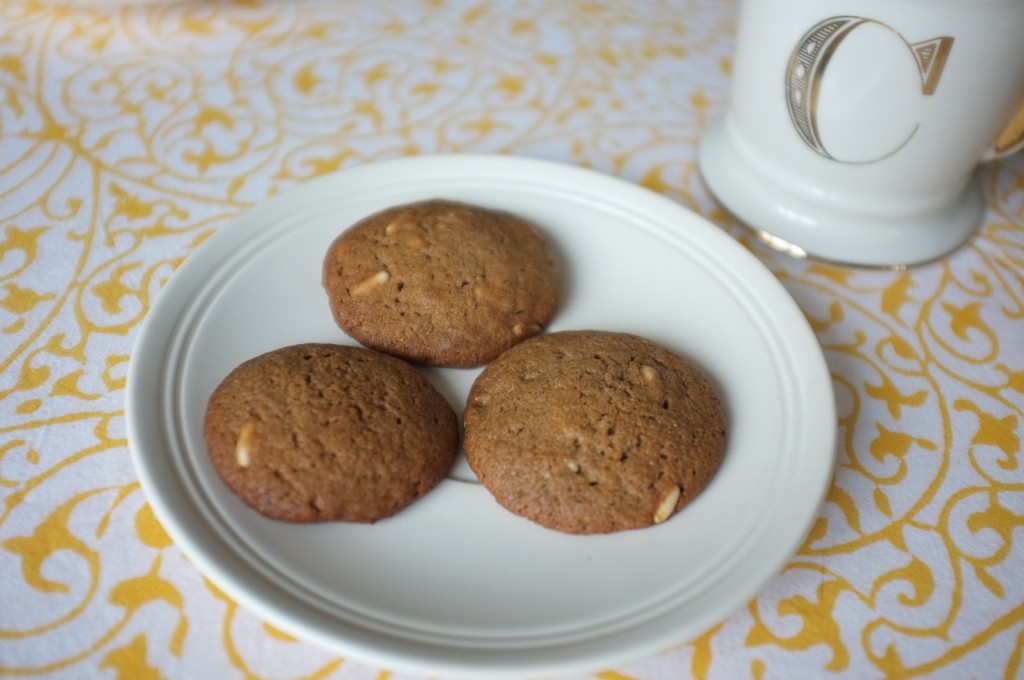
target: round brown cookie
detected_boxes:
[462,330,727,534]
[203,343,458,523]
[322,199,562,367]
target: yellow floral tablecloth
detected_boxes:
[1,1,1022,678]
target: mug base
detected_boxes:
[697,116,984,268]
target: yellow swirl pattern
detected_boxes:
[0,1,1021,678]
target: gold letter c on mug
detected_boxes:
[785,16,953,163]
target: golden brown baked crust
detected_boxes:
[462,330,727,534]
[203,343,458,523]
[322,199,562,367]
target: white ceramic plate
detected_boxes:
[126,154,836,679]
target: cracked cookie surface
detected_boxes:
[323,199,562,367]
[462,330,727,534]
[203,343,458,523]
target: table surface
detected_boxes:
[1,1,1022,679]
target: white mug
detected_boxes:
[698,0,1024,267]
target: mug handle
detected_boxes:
[985,96,1024,160]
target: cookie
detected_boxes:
[203,343,458,523]
[462,330,727,534]
[322,199,562,367]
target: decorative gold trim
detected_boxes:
[993,97,1024,155]
[910,36,954,95]
[786,16,865,158]
[785,16,954,164]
